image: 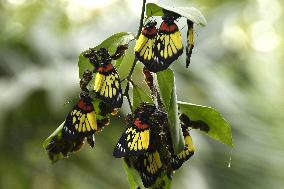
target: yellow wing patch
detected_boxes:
[113,123,150,157]
[94,73,104,92]
[135,35,156,63]
[93,71,122,108]
[176,135,195,160]
[154,31,183,61]
[144,151,162,175]
[126,127,150,151]
[137,150,163,188]
[186,20,194,68]
[134,20,158,71]
[62,100,98,139]
[172,133,194,170]
[151,25,183,72]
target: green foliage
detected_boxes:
[95,32,135,55]
[78,32,135,78]
[42,1,232,188]
[42,122,64,163]
[156,69,174,110]
[178,102,233,146]
[146,3,207,26]
[132,84,153,110]
[78,53,93,79]
[157,69,184,154]
[123,159,172,189]
[123,159,144,189]
[117,43,136,78]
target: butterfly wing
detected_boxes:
[135,150,163,188]
[62,98,98,140]
[151,21,183,72]
[135,23,157,68]
[171,128,194,170]
[113,120,150,157]
[94,65,123,108]
[186,20,194,68]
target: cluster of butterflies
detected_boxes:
[135,10,195,73]
[113,103,195,188]
[45,47,126,161]
[45,10,197,186]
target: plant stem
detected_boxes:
[137,0,147,39]
[124,82,133,112]
[124,0,147,112]
[127,0,147,78]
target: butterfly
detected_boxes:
[113,117,151,157]
[152,13,183,72]
[135,20,158,71]
[135,122,195,186]
[93,48,123,109]
[186,20,194,68]
[171,125,195,170]
[134,148,163,188]
[62,95,98,140]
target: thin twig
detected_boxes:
[124,0,147,112]
[137,0,147,39]
[124,82,133,112]
[127,0,147,79]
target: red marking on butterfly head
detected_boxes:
[98,63,114,73]
[134,118,150,129]
[78,99,93,112]
[142,21,158,38]
[142,27,158,38]
[160,21,178,33]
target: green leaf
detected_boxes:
[42,122,64,149]
[150,173,172,189]
[78,53,93,79]
[78,32,135,78]
[42,122,64,163]
[146,3,207,26]
[95,32,135,55]
[156,69,174,111]
[132,84,153,110]
[157,69,184,154]
[123,158,172,189]
[123,159,143,189]
[117,42,135,78]
[178,101,233,147]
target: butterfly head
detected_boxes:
[84,48,100,66]
[162,10,180,24]
[78,92,93,111]
[142,20,158,37]
[145,20,157,29]
[97,48,112,66]
[134,118,150,129]
[132,102,157,126]
[134,102,156,118]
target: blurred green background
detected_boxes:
[1,0,284,188]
